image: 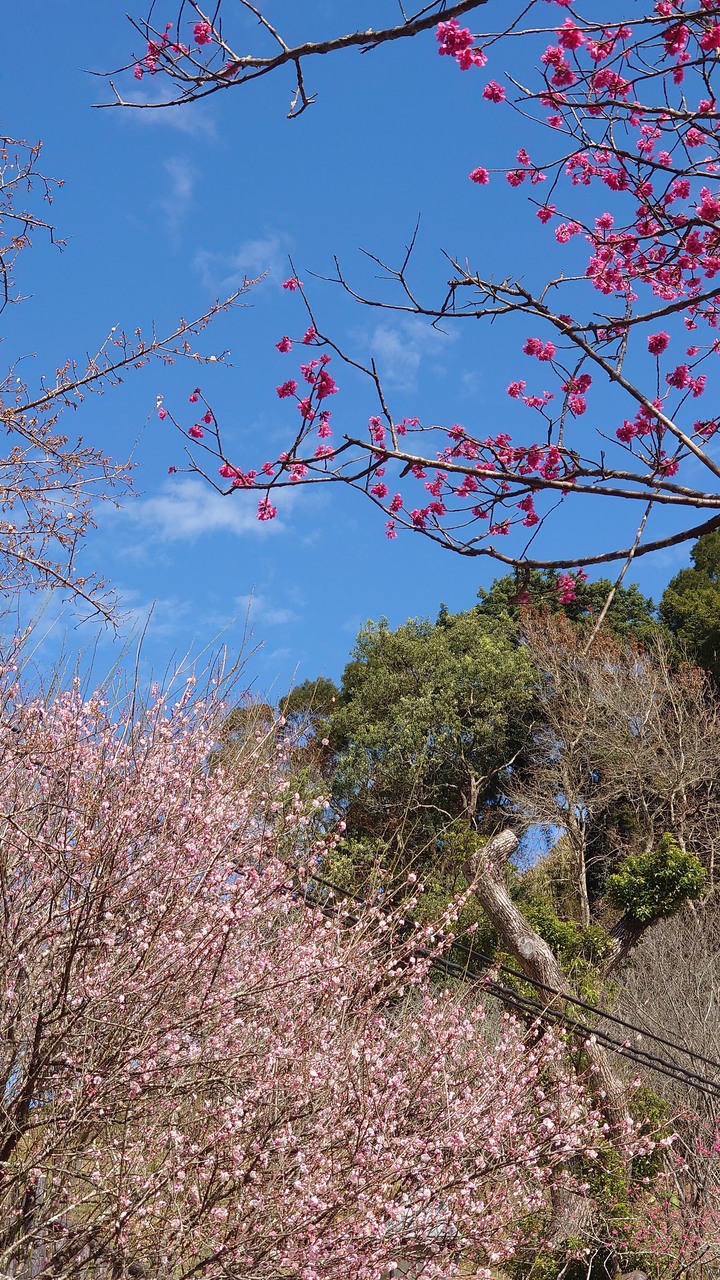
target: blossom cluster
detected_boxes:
[436,18,486,71]
[133,21,190,79]
[131,15,245,81]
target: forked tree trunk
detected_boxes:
[465,829,632,1147]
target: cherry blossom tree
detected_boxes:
[123,2,720,586]
[0,659,646,1280]
[0,136,245,617]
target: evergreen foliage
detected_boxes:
[477,570,660,641]
[606,834,706,924]
[659,530,720,681]
[326,609,534,879]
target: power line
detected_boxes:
[301,869,720,1104]
[448,930,720,1078]
[428,947,720,1104]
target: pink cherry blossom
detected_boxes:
[193,21,213,45]
[257,496,277,519]
[483,80,506,102]
[276,379,298,398]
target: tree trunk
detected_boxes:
[603,912,646,974]
[466,829,632,1148]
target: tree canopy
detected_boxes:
[327,609,534,880]
[476,569,660,642]
[660,530,720,682]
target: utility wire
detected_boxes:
[428,947,720,1104]
[448,930,720,1078]
[300,869,720,1104]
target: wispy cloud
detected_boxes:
[159,155,197,234]
[120,476,289,543]
[117,592,195,640]
[116,89,217,140]
[193,234,290,292]
[364,317,457,392]
[234,592,299,628]
[460,369,486,399]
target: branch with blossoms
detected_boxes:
[164,276,720,586]
[106,1,491,118]
[0,290,251,618]
[0,139,253,617]
[155,2,720,580]
[0,137,62,314]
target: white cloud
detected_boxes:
[234,591,298,627]
[364,317,457,391]
[116,89,217,140]
[122,476,288,542]
[460,369,486,398]
[160,156,197,233]
[110,588,261,661]
[193,234,290,292]
[117,592,195,640]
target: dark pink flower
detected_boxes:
[316,370,338,400]
[666,364,692,388]
[276,380,298,399]
[648,332,670,355]
[483,81,506,103]
[507,381,526,398]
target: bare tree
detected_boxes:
[509,612,720,959]
[609,901,720,1277]
[0,136,246,616]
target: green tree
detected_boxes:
[327,609,535,885]
[659,530,720,681]
[606,834,706,925]
[477,570,659,642]
[279,676,339,723]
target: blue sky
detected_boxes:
[4,3,700,700]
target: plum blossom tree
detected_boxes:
[0,136,245,616]
[124,2,720,584]
[0,660,641,1280]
